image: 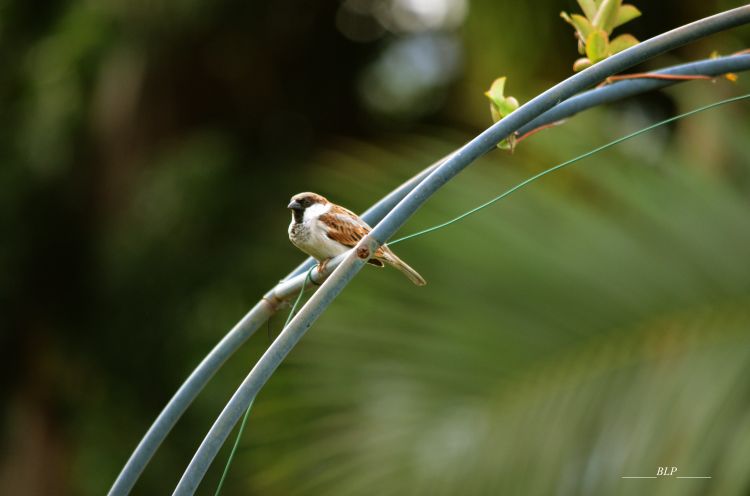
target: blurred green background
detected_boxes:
[2,0,750,494]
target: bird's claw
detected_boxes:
[317,259,330,274]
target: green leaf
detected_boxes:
[576,0,597,20]
[586,30,609,63]
[485,77,518,123]
[562,12,595,53]
[560,12,575,29]
[570,14,594,39]
[573,57,593,72]
[609,34,639,54]
[613,4,641,28]
[490,106,502,124]
[498,96,519,117]
[497,134,516,152]
[485,77,506,104]
[592,0,621,33]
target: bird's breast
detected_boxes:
[289,221,311,243]
[288,218,348,261]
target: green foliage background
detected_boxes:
[1,0,750,494]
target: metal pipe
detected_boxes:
[108,300,272,496]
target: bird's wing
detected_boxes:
[319,205,371,248]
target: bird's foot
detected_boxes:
[317,258,331,274]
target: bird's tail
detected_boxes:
[380,249,426,286]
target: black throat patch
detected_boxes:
[292,208,305,224]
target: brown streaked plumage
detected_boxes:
[287,192,426,285]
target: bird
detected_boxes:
[287,192,426,286]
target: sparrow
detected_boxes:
[287,192,426,286]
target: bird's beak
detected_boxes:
[288,200,302,210]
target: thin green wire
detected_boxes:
[213,399,253,496]
[214,92,749,493]
[389,92,750,246]
[214,266,315,495]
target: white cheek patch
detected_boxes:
[303,202,331,222]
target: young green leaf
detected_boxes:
[592,0,621,34]
[561,12,595,53]
[490,106,501,123]
[613,4,641,29]
[570,14,594,39]
[609,34,639,54]
[573,57,593,72]
[586,30,609,62]
[485,77,507,104]
[562,0,641,69]
[576,0,598,20]
[485,77,520,151]
[485,77,519,123]
[497,133,517,152]
[499,96,519,117]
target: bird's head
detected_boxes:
[288,192,329,222]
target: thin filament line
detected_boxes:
[285,266,316,327]
[213,399,253,495]
[215,267,315,495]
[389,92,750,246]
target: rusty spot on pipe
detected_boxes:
[356,246,370,259]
